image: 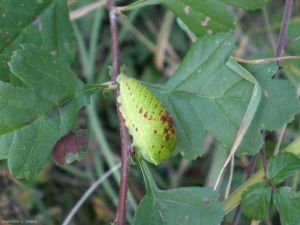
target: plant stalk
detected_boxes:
[106,0,131,224]
[276,0,294,58]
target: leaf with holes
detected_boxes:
[125,0,270,37]
[125,0,235,37]
[0,45,97,179]
[118,74,177,165]
[161,0,236,37]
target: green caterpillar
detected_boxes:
[117,74,177,165]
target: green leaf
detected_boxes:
[124,0,235,37]
[148,33,300,159]
[241,183,272,220]
[243,63,300,133]
[160,0,235,37]
[220,0,270,10]
[273,187,300,225]
[266,152,300,184]
[0,45,97,179]
[148,33,236,159]
[134,187,224,225]
[126,0,269,37]
[0,0,75,82]
[134,161,224,225]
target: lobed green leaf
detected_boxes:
[125,0,269,37]
[273,187,300,225]
[267,152,300,184]
[0,45,96,178]
[0,0,74,82]
[148,33,300,159]
[241,182,271,220]
[134,187,224,225]
[161,0,235,37]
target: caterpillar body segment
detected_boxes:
[117,74,177,165]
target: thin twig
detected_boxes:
[170,159,190,188]
[70,0,106,21]
[106,1,132,225]
[232,55,300,64]
[62,163,121,225]
[276,0,294,58]
[251,220,260,225]
[155,11,175,70]
[119,15,155,51]
[225,156,235,199]
[274,124,287,155]
[119,15,178,66]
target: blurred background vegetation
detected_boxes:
[0,0,300,224]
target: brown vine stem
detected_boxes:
[260,0,294,177]
[106,0,131,225]
[276,0,294,59]
[260,0,296,193]
[260,0,294,172]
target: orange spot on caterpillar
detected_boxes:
[165,134,170,141]
[160,115,167,122]
[139,107,143,114]
[144,112,148,119]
